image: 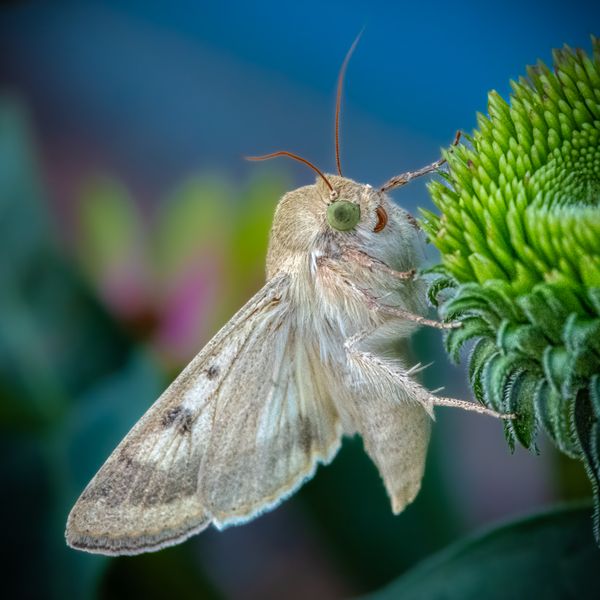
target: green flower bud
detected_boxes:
[422,37,600,542]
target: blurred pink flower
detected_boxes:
[75,172,288,367]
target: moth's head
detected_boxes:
[316,173,390,238]
[269,172,387,243]
[265,171,422,274]
[314,173,421,255]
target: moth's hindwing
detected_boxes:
[66,274,342,555]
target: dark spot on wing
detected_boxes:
[178,411,193,435]
[161,406,193,435]
[206,365,220,380]
[162,407,182,428]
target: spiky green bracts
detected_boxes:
[422,38,600,539]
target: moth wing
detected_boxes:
[66,274,342,555]
[340,341,431,515]
[352,396,431,514]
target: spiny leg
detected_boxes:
[340,248,416,281]
[427,396,515,418]
[381,131,461,193]
[359,287,460,330]
[316,256,460,331]
[344,330,514,420]
[346,272,459,330]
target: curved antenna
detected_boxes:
[335,30,363,177]
[246,151,336,196]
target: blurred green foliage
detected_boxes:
[366,504,600,600]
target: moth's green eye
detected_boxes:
[326,201,360,231]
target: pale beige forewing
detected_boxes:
[66,274,342,555]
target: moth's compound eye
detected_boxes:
[374,206,388,233]
[326,201,360,231]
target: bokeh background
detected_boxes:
[1,1,598,598]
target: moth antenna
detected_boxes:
[335,30,363,177]
[246,151,337,197]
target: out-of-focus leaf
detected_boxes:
[365,504,599,600]
[73,171,290,367]
[78,176,147,281]
[77,176,151,319]
[147,176,233,363]
[229,171,289,296]
[0,100,131,428]
[100,544,220,600]
[0,434,53,599]
[153,175,232,281]
[59,351,164,510]
[47,351,165,600]
[0,98,48,283]
[0,98,118,597]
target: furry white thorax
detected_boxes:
[267,175,427,349]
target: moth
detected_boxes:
[66,39,510,556]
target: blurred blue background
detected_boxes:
[0,1,597,599]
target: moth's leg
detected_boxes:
[316,256,459,330]
[426,396,516,417]
[358,285,459,330]
[340,248,416,281]
[381,131,461,192]
[344,330,514,420]
[343,267,458,330]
